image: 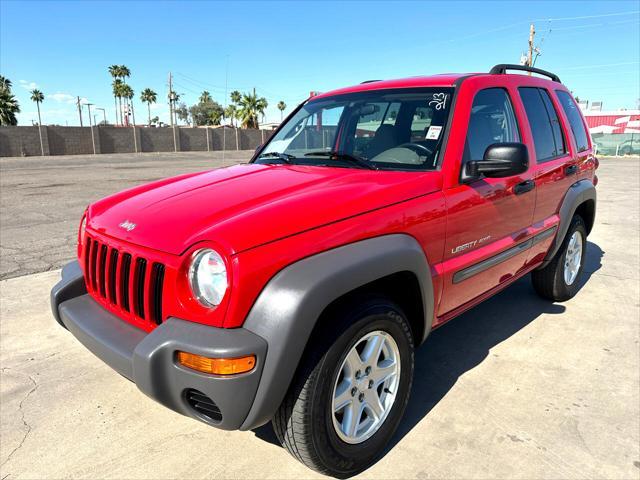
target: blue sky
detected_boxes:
[1,0,638,126]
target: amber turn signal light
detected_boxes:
[177,351,256,375]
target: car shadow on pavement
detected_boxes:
[253,242,604,460]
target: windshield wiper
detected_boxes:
[304,151,377,170]
[257,152,296,164]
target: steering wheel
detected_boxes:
[396,142,433,157]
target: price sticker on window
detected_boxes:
[425,125,442,140]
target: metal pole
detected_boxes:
[206,127,210,152]
[527,24,535,74]
[36,103,44,156]
[86,103,96,154]
[133,125,138,153]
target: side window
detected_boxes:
[556,90,590,152]
[464,88,520,163]
[539,89,566,156]
[519,87,566,161]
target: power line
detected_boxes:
[532,10,639,23]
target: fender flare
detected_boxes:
[239,233,434,430]
[540,179,596,268]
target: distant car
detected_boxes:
[618,138,639,155]
[52,64,598,477]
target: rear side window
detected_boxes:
[463,88,520,163]
[556,90,590,152]
[519,87,566,161]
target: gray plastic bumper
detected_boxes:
[51,261,267,430]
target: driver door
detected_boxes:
[439,87,536,316]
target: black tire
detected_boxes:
[532,215,587,301]
[272,297,414,478]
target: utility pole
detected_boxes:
[168,72,174,127]
[169,71,177,152]
[76,96,83,127]
[527,23,535,73]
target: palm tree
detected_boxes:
[224,104,237,127]
[237,90,268,129]
[140,88,157,126]
[230,90,241,105]
[0,75,12,91]
[0,85,20,125]
[119,65,131,80]
[108,65,121,125]
[113,79,124,125]
[121,84,134,125]
[30,89,44,125]
[199,91,212,104]
[277,101,286,121]
[30,89,45,154]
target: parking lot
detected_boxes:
[0,154,639,479]
[0,151,248,280]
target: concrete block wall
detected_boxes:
[0,126,275,157]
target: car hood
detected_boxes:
[88,163,441,255]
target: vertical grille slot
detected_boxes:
[83,238,92,285]
[151,263,165,325]
[98,244,108,297]
[90,240,99,291]
[134,258,147,319]
[108,249,119,304]
[120,253,132,312]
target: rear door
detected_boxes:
[516,87,576,264]
[439,87,536,316]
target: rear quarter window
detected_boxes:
[556,90,590,152]
[519,87,566,162]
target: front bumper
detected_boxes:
[51,261,267,430]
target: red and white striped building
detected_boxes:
[582,110,640,134]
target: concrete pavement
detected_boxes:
[0,151,249,280]
[0,157,639,479]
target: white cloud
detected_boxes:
[49,92,76,104]
[18,80,38,91]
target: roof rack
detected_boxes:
[360,79,382,84]
[489,64,561,83]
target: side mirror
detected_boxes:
[465,142,529,179]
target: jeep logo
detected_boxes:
[118,220,137,232]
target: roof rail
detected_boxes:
[360,79,382,84]
[489,64,561,83]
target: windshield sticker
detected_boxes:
[429,93,448,110]
[425,125,442,140]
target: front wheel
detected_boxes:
[272,298,414,478]
[532,214,587,301]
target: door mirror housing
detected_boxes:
[465,142,529,180]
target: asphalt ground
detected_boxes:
[0,151,248,280]
[0,155,638,479]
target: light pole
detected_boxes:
[95,107,106,125]
[85,103,96,154]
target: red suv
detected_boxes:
[52,64,597,477]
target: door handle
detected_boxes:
[565,164,578,176]
[514,179,535,195]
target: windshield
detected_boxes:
[258,87,454,170]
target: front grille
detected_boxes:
[184,389,222,423]
[83,235,165,325]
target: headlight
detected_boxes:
[79,214,87,245]
[188,249,228,308]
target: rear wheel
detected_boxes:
[272,298,414,478]
[532,214,587,301]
